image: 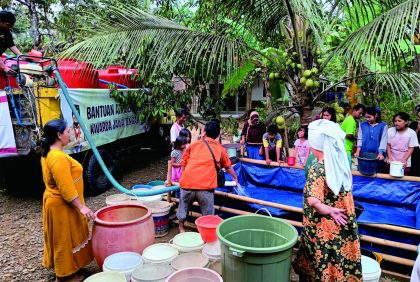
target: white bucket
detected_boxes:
[142,243,179,264]
[202,241,222,275]
[390,161,404,177]
[103,251,143,281]
[131,263,174,282]
[144,201,172,237]
[131,188,162,204]
[105,193,132,206]
[84,271,127,282]
[361,255,381,282]
[170,232,205,253]
[171,253,209,271]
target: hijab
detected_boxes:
[248,111,260,125]
[308,119,352,195]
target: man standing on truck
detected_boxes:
[0,11,22,73]
[170,108,189,145]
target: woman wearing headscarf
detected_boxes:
[293,119,362,281]
[240,111,266,159]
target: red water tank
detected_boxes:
[98,66,140,89]
[57,59,99,88]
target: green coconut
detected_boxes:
[300,77,307,84]
[303,70,312,78]
[276,116,285,125]
[305,79,314,88]
[311,67,319,75]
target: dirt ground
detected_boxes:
[0,150,408,281]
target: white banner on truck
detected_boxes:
[60,89,146,154]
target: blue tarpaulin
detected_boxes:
[222,161,420,229]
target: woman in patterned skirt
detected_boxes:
[293,119,362,281]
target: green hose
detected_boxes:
[53,69,179,196]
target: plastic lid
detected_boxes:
[202,241,221,259]
[84,271,126,282]
[171,253,209,271]
[361,255,381,278]
[142,243,178,263]
[103,251,143,271]
[145,200,171,213]
[131,263,173,281]
[131,188,162,202]
[172,232,204,248]
[106,193,131,203]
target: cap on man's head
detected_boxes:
[0,11,16,25]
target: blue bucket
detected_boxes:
[357,153,379,176]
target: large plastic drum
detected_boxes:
[92,204,155,268]
[216,214,298,282]
[165,267,223,282]
[131,263,174,282]
[144,201,172,237]
[84,272,127,282]
[142,243,179,264]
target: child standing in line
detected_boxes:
[294,125,310,167]
[262,124,283,165]
[171,136,187,183]
[387,112,419,173]
[179,128,192,147]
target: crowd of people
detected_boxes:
[240,104,420,177]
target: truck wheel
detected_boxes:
[85,150,115,195]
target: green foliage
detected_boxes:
[222,61,256,97]
[375,92,417,125]
[110,70,192,122]
[221,116,239,136]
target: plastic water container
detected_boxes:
[105,193,132,206]
[195,215,224,243]
[171,253,209,271]
[361,255,381,282]
[216,214,298,282]
[132,185,163,204]
[390,161,404,177]
[357,152,379,176]
[84,271,127,282]
[202,241,222,275]
[170,232,205,253]
[165,267,223,282]
[142,243,179,264]
[103,251,143,281]
[131,263,174,282]
[144,201,172,237]
[287,156,296,166]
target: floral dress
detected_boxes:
[293,160,362,282]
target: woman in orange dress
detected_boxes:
[293,119,362,281]
[41,119,95,282]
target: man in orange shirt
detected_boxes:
[177,120,238,232]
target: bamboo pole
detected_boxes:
[241,157,420,182]
[168,196,417,254]
[214,190,420,236]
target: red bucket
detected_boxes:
[287,156,296,166]
[195,215,223,243]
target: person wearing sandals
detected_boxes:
[40,119,94,282]
[177,120,238,233]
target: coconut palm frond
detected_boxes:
[60,5,248,79]
[336,0,420,69]
[214,0,288,41]
[372,72,420,96]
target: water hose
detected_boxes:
[53,68,180,196]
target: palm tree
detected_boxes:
[61,0,420,123]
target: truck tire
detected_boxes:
[85,150,115,195]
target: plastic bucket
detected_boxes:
[103,251,143,281]
[361,255,381,282]
[165,267,223,282]
[216,214,298,282]
[171,253,209,271]
[144,201,171,237]
[142,243,179,264]
[357,152,379,176]
[223,144,240,159]
[84,272,127,282]
[105,193,132,206]
[170,232,205,253]
[390,161,404,177]
[287,156,296,166]
[202,241,222,275]
[132,185,162,203]
[131,263,174,282]
[195,215,224,243]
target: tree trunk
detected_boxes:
[263,69,273,112]
[414,35,420,101]
[246,84,252,111]
[28,0,41,50]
